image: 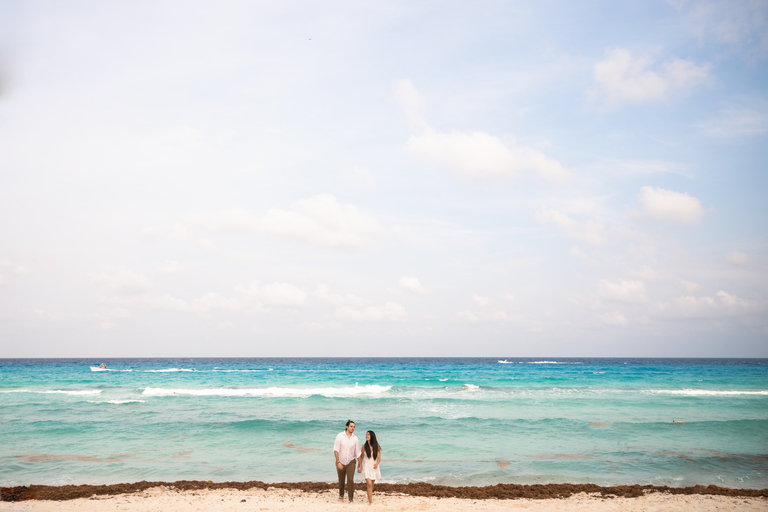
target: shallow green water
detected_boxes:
[1,358,766,488]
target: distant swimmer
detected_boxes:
[672,420,682,423]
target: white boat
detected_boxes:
[90,365,107,372]
[498,359,512,364]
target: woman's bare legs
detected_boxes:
[366,478,375,504]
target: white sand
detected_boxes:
[0,487,765,512]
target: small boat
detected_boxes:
[90,364,108,371]
[498,359,512,364]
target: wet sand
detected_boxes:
[1,481,766,511]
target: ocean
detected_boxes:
[1,358,766,489]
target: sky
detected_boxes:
[0,0,767,357]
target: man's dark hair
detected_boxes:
[346,419,355,427]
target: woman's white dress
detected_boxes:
[361,450,381,480]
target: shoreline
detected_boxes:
[2,480,767,502]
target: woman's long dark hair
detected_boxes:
[364,430,379,459]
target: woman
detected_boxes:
[357,430,381,504]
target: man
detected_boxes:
[333,419,361,502]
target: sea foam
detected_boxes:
[651,389,768,396]
[141,384,391,397]
[527,361,583,364]
[88,399,146,404]
[1,389,102,396]
[143,368,195,373]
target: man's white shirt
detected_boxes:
[334,431,361,465]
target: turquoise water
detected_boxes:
[1,358,766,488]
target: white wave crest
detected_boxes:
[212,369,268,372]
[463,384,480,390]
[141,384,392,397]
[143,368,195,373]
[1,389,103,395]
[88,399,146,404]
[46,390,103,395]
[651,389,768,396]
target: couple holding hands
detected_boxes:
[333,420,381,504]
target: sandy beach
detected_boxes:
[1,486,767,512]
[2,482,766,512]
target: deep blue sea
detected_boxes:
[1,358,766,489]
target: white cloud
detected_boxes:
[89,266,154,295]
[192,292,243,314]
[668,291,765,318]
[394,79,429,132]
[590,48,708,107]
[313,284,367,307]
[597,279,649,303]
[111,280,309,319]
[141,227,161,238]
[628,267,701,293]
[591,158,692,177]
[681,0,768,58]
[631,266,657,280]
[676,279,702,294]
[472,293,493,307]
[156,260,185,274]
[347,167,377,190]
[143,225,219,253]
[406,130,570,181]
[333,302,407,323]
[534,206,607,244]
[457,310,507,322]
[95,307,134,330]
[397,79,570,182]
[569,245,597,265]
[700,98,768,137]
[0,260,28,274]
[0,259,28,285]
[148,294,190,311]
[235,280,308,308]
[599,311,628,326]
[260,282,309,308]
[191,194,378,249]
[636,186,705,225]
[111,280,311,317]
[484,311,508,321]
[303,320,344,331]
[400,276,426,294]
[569,296,604,310]
[725,251,751,266]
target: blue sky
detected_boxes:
[0,0,766,357]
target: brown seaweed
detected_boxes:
[2,480,767,502]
